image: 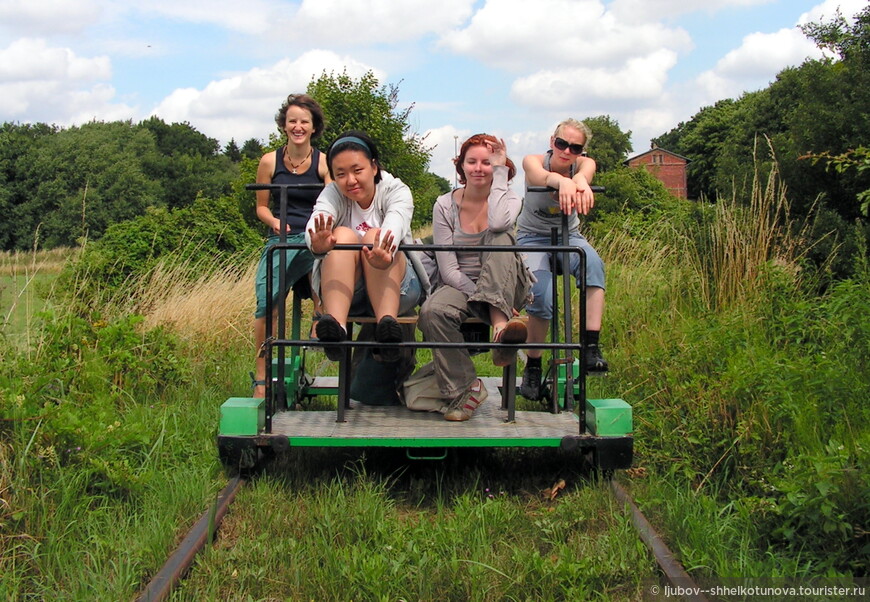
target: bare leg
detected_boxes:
[253,307,281,398]
[524,315,549,360]
[488,306,509,332]
[308,276,323,337]
[361,228,404,320]
[253,316,268,398]
[319,226,360,327]
[586,286,604,331]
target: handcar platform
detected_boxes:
[219,182,632,474]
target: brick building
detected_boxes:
[624,144,690,199]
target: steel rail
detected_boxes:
[135,476,246,602]
[611,480,709,602]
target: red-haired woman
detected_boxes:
[418,134,533,421]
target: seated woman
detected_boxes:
[305,130,424,363]
[418,134,532,422]
[517,118,608,402]
[251,93,330,398]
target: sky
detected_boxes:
[0,0,866,188]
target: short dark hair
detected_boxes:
[274,94,325,139]
[326,130,383,184]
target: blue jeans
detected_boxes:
[517,230,605,321]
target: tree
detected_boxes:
[307,71,434,220]
[0,122,58,249]
[583,115,632,172]
[12,121,162,249]
[139,116,220,157]
[654,99,740,200]
[138,117,235,210]
[241,138,264,161]
[224,139,242,162]
[800,5,870,65]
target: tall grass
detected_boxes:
[593,146,868,575]
[130,255,257,352]
[2,157,866,599]
[686,139,826,312]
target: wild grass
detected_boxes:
[2,154,867,598]
[181,452,656,600]
[0,247,73,346]
[127,255,257,353]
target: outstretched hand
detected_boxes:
[308,213,336,254]
[362,228,395,269]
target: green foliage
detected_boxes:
[223,138,242,162]
[0,123,59,249]
[1,310,190,493]
[768,440,868,572]
[653,5,870,232]
[583,115,633,172]
[411,171,451,230]
[13,121,163,250]
[240,137,264,160]
[653,98,740,200]
[804,146,870,216]
[799,4,870,65]
[57,193,260,304]
[589,167,697,239]
[307,70,436,225]
[0,119,238,252]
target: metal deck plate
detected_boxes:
[270,377,583,446]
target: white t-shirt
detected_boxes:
[350,202,382,239]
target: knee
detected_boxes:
[527,272,554,319]
[332,226,357,243]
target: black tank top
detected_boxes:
[272,146,324,233]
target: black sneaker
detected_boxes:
[585,344,609,372]
[520,362,543,401]
[374,315,402,363]
[315,314,346,361]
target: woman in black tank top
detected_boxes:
[251,94,331,398]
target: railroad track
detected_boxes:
[135,474,707,601]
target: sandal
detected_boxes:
[491,317,527,367]
[250,371,267,398]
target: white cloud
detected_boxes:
[695,27,824,102]
[609,0,774,23]
[294,0,475,45]
[0,0,102,35]
[798,0,868,25]
[0,38,110,83]
[510,48,678,109]
[439,0,691,72]
[0,38,126,121]
[149,50,384,144]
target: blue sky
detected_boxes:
[0,0,865,186]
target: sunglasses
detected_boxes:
[553,136,584,155]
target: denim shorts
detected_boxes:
[254,234,313,318]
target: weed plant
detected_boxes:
[591,152,869,576]
[182,451,656,600]
[2,149,868,598]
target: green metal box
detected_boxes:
[219,397,265,436]
[585,398,632,436]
